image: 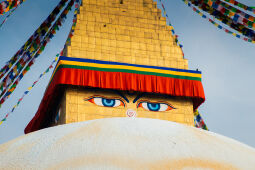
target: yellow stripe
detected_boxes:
[50,60,202,81]
[63,60,201,77]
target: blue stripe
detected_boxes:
[59,56,202,74]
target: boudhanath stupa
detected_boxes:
[1,0,255,169]
[25,0,205,132]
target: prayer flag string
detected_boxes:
[194,110,208,130]
[0,55,59,126]
[61,2,79,55]
[0,0,71,102]
[0,0,76,107]
[202,0,255,30]
[158,0,185,57]
[0,0,25,15]
[185,0,255,42]
[0,5,17,28]
[0,0,80,126]
[0,0,73,104]
[0,0,69,81]
[189,0,255,40]
[209,0,255,24]
[183,0,255,43]
[223,0,255,14]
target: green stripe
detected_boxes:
[58,64,201,81]
[49,64,202,85]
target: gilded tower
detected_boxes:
[25,0,205,133]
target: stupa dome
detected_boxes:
[1,118,255,169]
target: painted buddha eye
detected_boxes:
[85,96,125,107]
[137,101,175,112]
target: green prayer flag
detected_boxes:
[238,4,244,8]
[9,1,15,9]
[25,66,30,71]
[17,62,22,70]
[232,8,237,12]
[11,84,17,89]
[40,46,45,51]
[247,21,253,28]
[224,10,229,16]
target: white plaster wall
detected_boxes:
[0,118,255,169]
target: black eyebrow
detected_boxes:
[133,93,145,103]
[114,91,129,103]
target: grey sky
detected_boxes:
[0,0,255,148]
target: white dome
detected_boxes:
[1,118,255,169]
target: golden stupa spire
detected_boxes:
[25,0,204,133]
[65,0,188,69]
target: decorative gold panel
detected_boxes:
[56,87,194,126]
[55,0,194,127]
[64,0,189,69]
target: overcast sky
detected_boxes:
[0,0,255,148]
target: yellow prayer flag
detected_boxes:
[229,12,234,17]
[13,66,18,75]
[194,110,199,116]
[5,7,10,12]
[29,46,35,53]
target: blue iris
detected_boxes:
[147,103,160,111]
[102,98,115,107]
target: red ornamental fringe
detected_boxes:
[25,67,205,134]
